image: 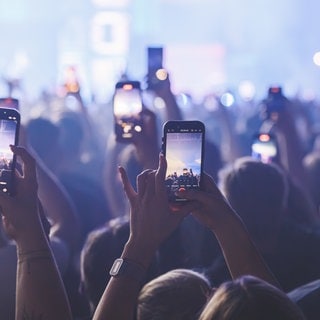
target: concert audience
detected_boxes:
[2,68,320,320]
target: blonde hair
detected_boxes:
[137,269,211,320]
[199,275,305,320]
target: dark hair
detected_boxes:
[26,117,60,164]
[80,217,130,310]
[199,275,305,320]
[218,157,288,236]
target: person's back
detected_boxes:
[207,157,320,291]
[199,275,305,320]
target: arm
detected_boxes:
[93,155,196,320]
[35,154,80,251]
[0,146,72,320]
[271,107,307,186]
[178,173,280,288]
[132,108,160,170]
[149,73,183,121]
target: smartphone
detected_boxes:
[251,133,277,164]
[113,81,143,142]
[163,120,205,202]
[0,107,20,195]
[263,86,287,120]
[148,47,163,73]
[147,47,167,89]
[0,98,19,111]
[64,66,80,94]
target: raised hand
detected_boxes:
[0,146,42,246]
[119,154,196,266]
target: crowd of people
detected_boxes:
[1,69,320,320]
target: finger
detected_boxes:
[140,108,157,136]
[173,201,200,216]
[137,169,153,198]
[176,188,212,204]
[202,172,219,194]
[155,153,167,196]
[10,146,36,182]
[0,197,9,217]
[142,171,156,200]
[118,166,137,204]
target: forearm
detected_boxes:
[16,228,72,320]
[36,160,79,249]
[93,240,155,320]
[163,92,183,121]
[212,213,280,288]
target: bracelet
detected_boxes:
[109,258,146,283]
[18,249,52,263]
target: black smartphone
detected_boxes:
[163,120,205,202]
[147,47,167,89]
[251,133,277,164]
[113,81,143,142]
[263,86,287,120]
[148,47,163,73]
[0,98,19,111]
[0,107,20,195]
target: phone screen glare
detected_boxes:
[114,88,142,117]
[251,138,277,163]
[0,118,17,193]
[165,130,203,201]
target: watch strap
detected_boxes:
[109,258,146,283]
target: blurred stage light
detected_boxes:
[176,93,191,108]
[155,68,168,81]
[220,92,235,107]
[238,80,255,101]
[313,52,320,66]
[154,96,166,109]
[203,95,219,111]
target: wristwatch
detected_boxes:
[109,258,146,282]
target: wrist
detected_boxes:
[15,229,50,254]
[122,239,157,270]
[17,248,52,263]
[109,257,147,283]
[213,211,247,238]
[208,208,242,233]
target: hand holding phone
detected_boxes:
[251,133,278,164]
[113,81,143,142]
[162,120,205,203]
[0,107,20,195]
[262,86,288,121]
[0,98,20,111]
[64,66,80,94]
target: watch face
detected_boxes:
[109,258,124,276]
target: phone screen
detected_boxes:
[113,81,142,141]
[164,121,205,202]
[0,108,20,194]
[251,133,277,164]
[148,47,163,73]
